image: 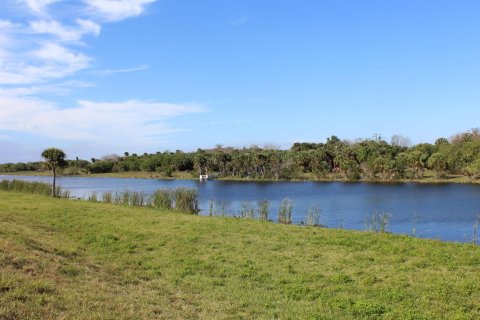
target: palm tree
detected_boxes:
[41,148,66,197]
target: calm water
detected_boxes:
[2,175,480,243]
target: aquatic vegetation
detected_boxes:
[364,211,391,233]
[151,189,173,210]
[0,179,66,198]
[305,206,322,227]
[278,198,293,224]
[257,199,270,221]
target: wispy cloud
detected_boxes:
[0,96,207,145]
[229,16,248,27]
[0,80,94,96]
[0,0,199,161]
[30,19,101,42]
[92,64,149,76]
[84,0,157,21]
[1,1,158,87]
[23,0,61,16]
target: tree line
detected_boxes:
[3,129,480,181]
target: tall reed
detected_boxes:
[365,211,391,233]
[278,198,293,224]
[306,206,321,227]
[130,192,146,206]
[473,214,480,245]
[209,199,214,216]
[219,201,230,217]
[121,191,130,206]
[257,200,270,221]
[240,201,255,219]
[0,179,71,198]
[102,191,113,203]
[173,187,199,214]
[0,179,59,197]
[88,192,98,202]
[152,189,173,210]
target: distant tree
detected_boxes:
[435,138,449,146]
[41,148,66,197]
[124,152,129,157]
[391,135,412,148]
[465,158,480,179]
[427,152,448,178]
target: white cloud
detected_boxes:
[24,0,61,16]
[0,20,17,30]
[0,20,20,56]
[0,96,207,146]
[84,0,157,21]
[30,19,101,42]
[0,0,181,162]
[33,42,90,67]
[0,80,94,96]
[0,43,92,85]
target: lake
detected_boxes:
[2,175,480,243]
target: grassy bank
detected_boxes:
[1,192,479,319]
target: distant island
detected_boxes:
[3,129,480,183]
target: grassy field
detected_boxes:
[1,192,479,319]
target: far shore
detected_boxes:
[2,170,480,185]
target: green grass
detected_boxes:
[1,192,479,319]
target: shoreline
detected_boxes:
[2,171,480,185]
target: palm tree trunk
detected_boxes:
[52,167,56,197]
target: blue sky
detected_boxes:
[1,0,480,162]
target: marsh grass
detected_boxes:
[218,201,230,217]
[278,198,293,224]
[61,189,71,199]
[87,188,199,214]
[473,214,480,244]
[130,192,145,206]
[173,187,199,214]
[87,192,98,202]
[365,211,391,233]
[411,215,418,237]
[208,199,214,216]
[305,206,322,227]
[151,189,173,210]
[240,201,256,219]
[257,199,270,221]
[0,179,65,197]
[209,200,229,217]
[102,192,113,204]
